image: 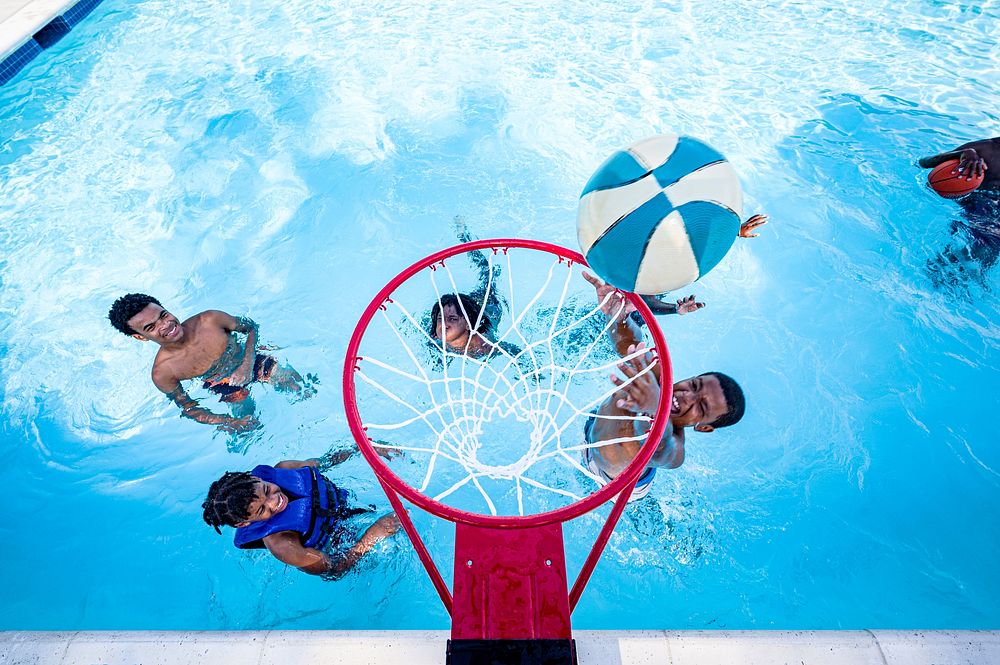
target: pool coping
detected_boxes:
[0,0,105,85]
[1,630,999,664]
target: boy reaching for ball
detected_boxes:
[639,213,770,317]
[580,271,746,502]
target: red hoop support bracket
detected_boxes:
[343,238,672,653]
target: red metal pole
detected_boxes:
[567,473,642,612]
[377,476,453,615]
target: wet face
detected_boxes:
[670,374,728,432]
[127,303,184,344]
[236,479,289,526]
[436,304,471,346]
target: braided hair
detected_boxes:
[202,471,260,534]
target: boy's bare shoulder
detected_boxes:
[150,356,180,392]
[189,310,228,325]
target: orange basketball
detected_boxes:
[928,158,984,198]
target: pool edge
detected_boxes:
[0,0,105,86]
[1,630,998,664]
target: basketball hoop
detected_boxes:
[343,238,672,664]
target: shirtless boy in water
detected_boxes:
[581,272,746,501]
[108,293,309,433]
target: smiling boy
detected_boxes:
[108,293,309,433]
[581,272,746,502]
[202,459,400,577]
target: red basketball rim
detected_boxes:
[342,237,673,527]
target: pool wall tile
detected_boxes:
[32,16,70,48]
[0,38,42,85]
[0,0,106,87]
[63,0,104,27]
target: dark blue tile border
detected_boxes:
[0,39,42,86]
[0,0,107,87]
[34,17,72,49]
[64,0,105,27]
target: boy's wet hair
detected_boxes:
[108,293,162,336]
[429,293,491,337]
[202,471,259,534]
[699,372,746,428]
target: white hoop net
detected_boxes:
[351,243,662,517]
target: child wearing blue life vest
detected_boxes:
[202,458,400,578]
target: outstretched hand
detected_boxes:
[582,270,636,320]
[675,294,705,315]
[220,415,260,435]
[954,149,988,180]
[609,343,660,415]
[739,213,768,238]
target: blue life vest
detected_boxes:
[233,465,349,551]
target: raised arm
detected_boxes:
[639,294,705,317]
[456,216,508,332]
[609,343,683,468]
[582,270,645,358]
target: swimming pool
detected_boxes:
[1,0,998,631]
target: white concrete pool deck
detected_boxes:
[0,0,78,59]
[2,630,999,664]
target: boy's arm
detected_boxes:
[639,294,705,316]
[263,531,332,575]
[640,295,679,315]
[154,371,255,432]
[326,513,401,578]
[213,311,258,385]
[583,271,665,383]
[648,426,685,469]
[918,139,994,177]
[274,459,318,470]
[310,442,404,470]
[582,271,642,353]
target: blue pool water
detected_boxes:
[1,0,998,630]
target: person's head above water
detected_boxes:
[429,293,492,346]
[202,471,287,533]
[670,371,745,432]
[108,293,184,344]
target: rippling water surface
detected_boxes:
[1,0,998,629]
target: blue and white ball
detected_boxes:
[577,134,743,295]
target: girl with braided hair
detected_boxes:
[203,459,399,578]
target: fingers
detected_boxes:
[582,271,603,287]
[739,214,768,238]
[616,397,638,410]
